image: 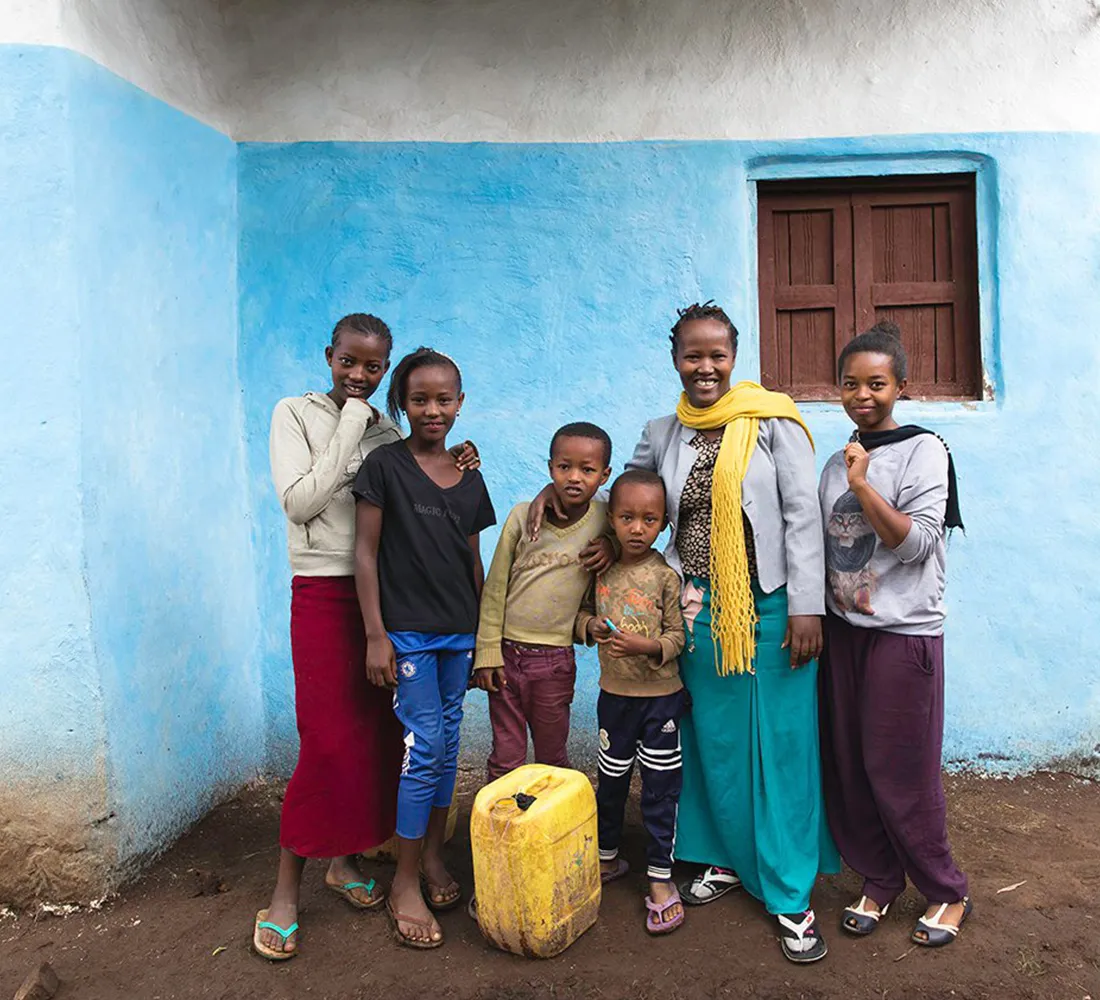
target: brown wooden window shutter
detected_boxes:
[758,175,981,400]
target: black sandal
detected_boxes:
[912,896,972,947]
[842,895,891,936]
[679,866,742,906]
[778,910,828,964]
[420,874,462,912]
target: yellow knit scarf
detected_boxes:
[676,381,814,675]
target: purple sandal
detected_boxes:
[645,886,685,935]
[601,858,630,885]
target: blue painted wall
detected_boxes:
[0,47,108,825]
[65,53,265,864]
[4,39,1099,904]
[0,45,263,891]
[240,136,1100,775]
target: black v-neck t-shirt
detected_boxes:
[353,441,496,633]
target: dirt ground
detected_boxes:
[1,770,1098,1000]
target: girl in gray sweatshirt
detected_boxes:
[817,322,971,952]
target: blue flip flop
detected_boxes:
[325,877,385,910]
[253,908,299,961]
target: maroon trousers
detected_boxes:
[280,576,403,858]
[485,640,576,781]
[819,614,968,907]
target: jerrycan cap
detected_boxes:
[513,792,537,811]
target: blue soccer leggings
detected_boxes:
[388,631,475,840]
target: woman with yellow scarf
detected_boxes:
[531,303,839,962]
[636,303,838,963]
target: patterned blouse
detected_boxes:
[676,431,759,581]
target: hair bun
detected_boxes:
[871,320,903,342]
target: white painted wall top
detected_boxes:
[1,0,234,132]
[4,0,1100,141]
[222,0,1100,141]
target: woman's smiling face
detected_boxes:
[840,350,904,432]
[674,318,736,408]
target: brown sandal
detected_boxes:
[420,874,462,912]
[386,899,444,950]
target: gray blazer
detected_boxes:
[626,414,825,617]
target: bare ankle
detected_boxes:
[649,880,674,901]
[391,871,420,894]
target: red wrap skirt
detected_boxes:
[279,575,403,858]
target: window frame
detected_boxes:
[745,155,997,407]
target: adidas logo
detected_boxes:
[660,719,676,734]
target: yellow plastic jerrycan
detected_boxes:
[471,764,600,958]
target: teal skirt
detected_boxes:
[675,580,839,913]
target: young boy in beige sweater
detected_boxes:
[473,422,612,779]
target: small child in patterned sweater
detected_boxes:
[575,469,687,935]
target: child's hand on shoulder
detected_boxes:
[449,439,480,471]
[473,666,506,693]
[580,536,616,573]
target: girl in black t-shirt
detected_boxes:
[256,319,480,962]
[354,348,495,950]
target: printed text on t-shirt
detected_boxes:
[414,501,461,526]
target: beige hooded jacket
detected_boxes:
[269,392,402,576]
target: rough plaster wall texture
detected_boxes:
[238,134,1100,776]
[0,46,112,905]
[65,51,265,868]
[223,0,1100,141]
[0,44,262,902]
[236,141,739,771]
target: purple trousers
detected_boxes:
[486,640,576,781]
[819,614,968,907]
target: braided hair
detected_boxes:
[669,300,739,357]
[330,313,393,354]
[838,320,907,382]
[386,347,462,423]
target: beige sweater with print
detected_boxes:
[270,392,402,576]
[575,551,685,697]
[474,501,608,669]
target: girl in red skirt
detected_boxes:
[254,314,477,960]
